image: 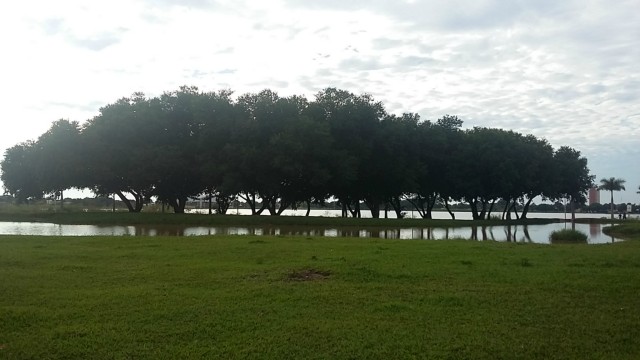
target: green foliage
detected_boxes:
[0,142,42,203]
[549,228,588,243]
[552,147,595,204]
[1,86,595,220]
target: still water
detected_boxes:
[0,221,619,244]
[189,209,621,220]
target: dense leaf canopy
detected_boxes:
[1,87,595,218]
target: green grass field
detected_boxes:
[1,222,639,359]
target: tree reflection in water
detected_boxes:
[0,222,621,244]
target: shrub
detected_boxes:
[549,229,588,243]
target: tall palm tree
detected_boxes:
[598,177,626,219]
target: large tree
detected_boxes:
[454,127,521,220]
[406,115,462,219]
[82,93,157,212]
[598,177,626,219]
[1,141,42,203]
[515,135,555,219]
[550,146,595,221]
[2,86,599,219]
[33,119,85,205]
[309,88,386,218]
[196,89,239,214]
[151,86,210,213]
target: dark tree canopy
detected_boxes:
[1,86,595,217]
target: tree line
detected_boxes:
[1,86,594,219]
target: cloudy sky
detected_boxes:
[1,0,639,203]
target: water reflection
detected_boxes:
[0,221,619,244]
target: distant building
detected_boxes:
[588,186,600,205]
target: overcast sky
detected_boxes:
[1,0,639,203]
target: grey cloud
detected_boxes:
[372,37,407,50]
[395,55,438,69]
[284,0,572,32]
[315,68,335,77]
[38,18,126,51]
[584,84,606,95]
[69,34,122,51]
[296,76,325,94]
[248,79,289,89]
[146,0,216,9]
[189,70,210,78]
[611,90,639,103]
[339,57,386,71]
[41,18,65,35]
[283,0,369,12]
[313,26,330,34]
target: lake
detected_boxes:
[189,208,624,221]
[0,221,619,244]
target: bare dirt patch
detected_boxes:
[286,268,331,281]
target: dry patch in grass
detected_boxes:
[286,268,331,281]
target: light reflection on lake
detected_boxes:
[189,209,621,221]
[0,222,619,244]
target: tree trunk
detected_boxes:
[510,200,520,220]
[502,197,510,220]
[240,192,257,215]
[406,195,427,219]
[347,201,360,218]
[276,199,290,216]
[305,200,311,216]
[425,194,437,219]
[216,195,233,215]
[521,197,534,219]
[478,199,488,220]
[366,200,380,219]
[168,196,187,213]
[388,196,404,219]
[116,191,136,212]
[610,190,614,220]
[444,198,455,219]
[134,193,144,212]
[486,199,496,219]
[469,199,479,220]
[208,190,212,215]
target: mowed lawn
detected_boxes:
[1,232,639,359]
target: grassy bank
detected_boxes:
[1,230,640,359]
[604,220,640,238]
